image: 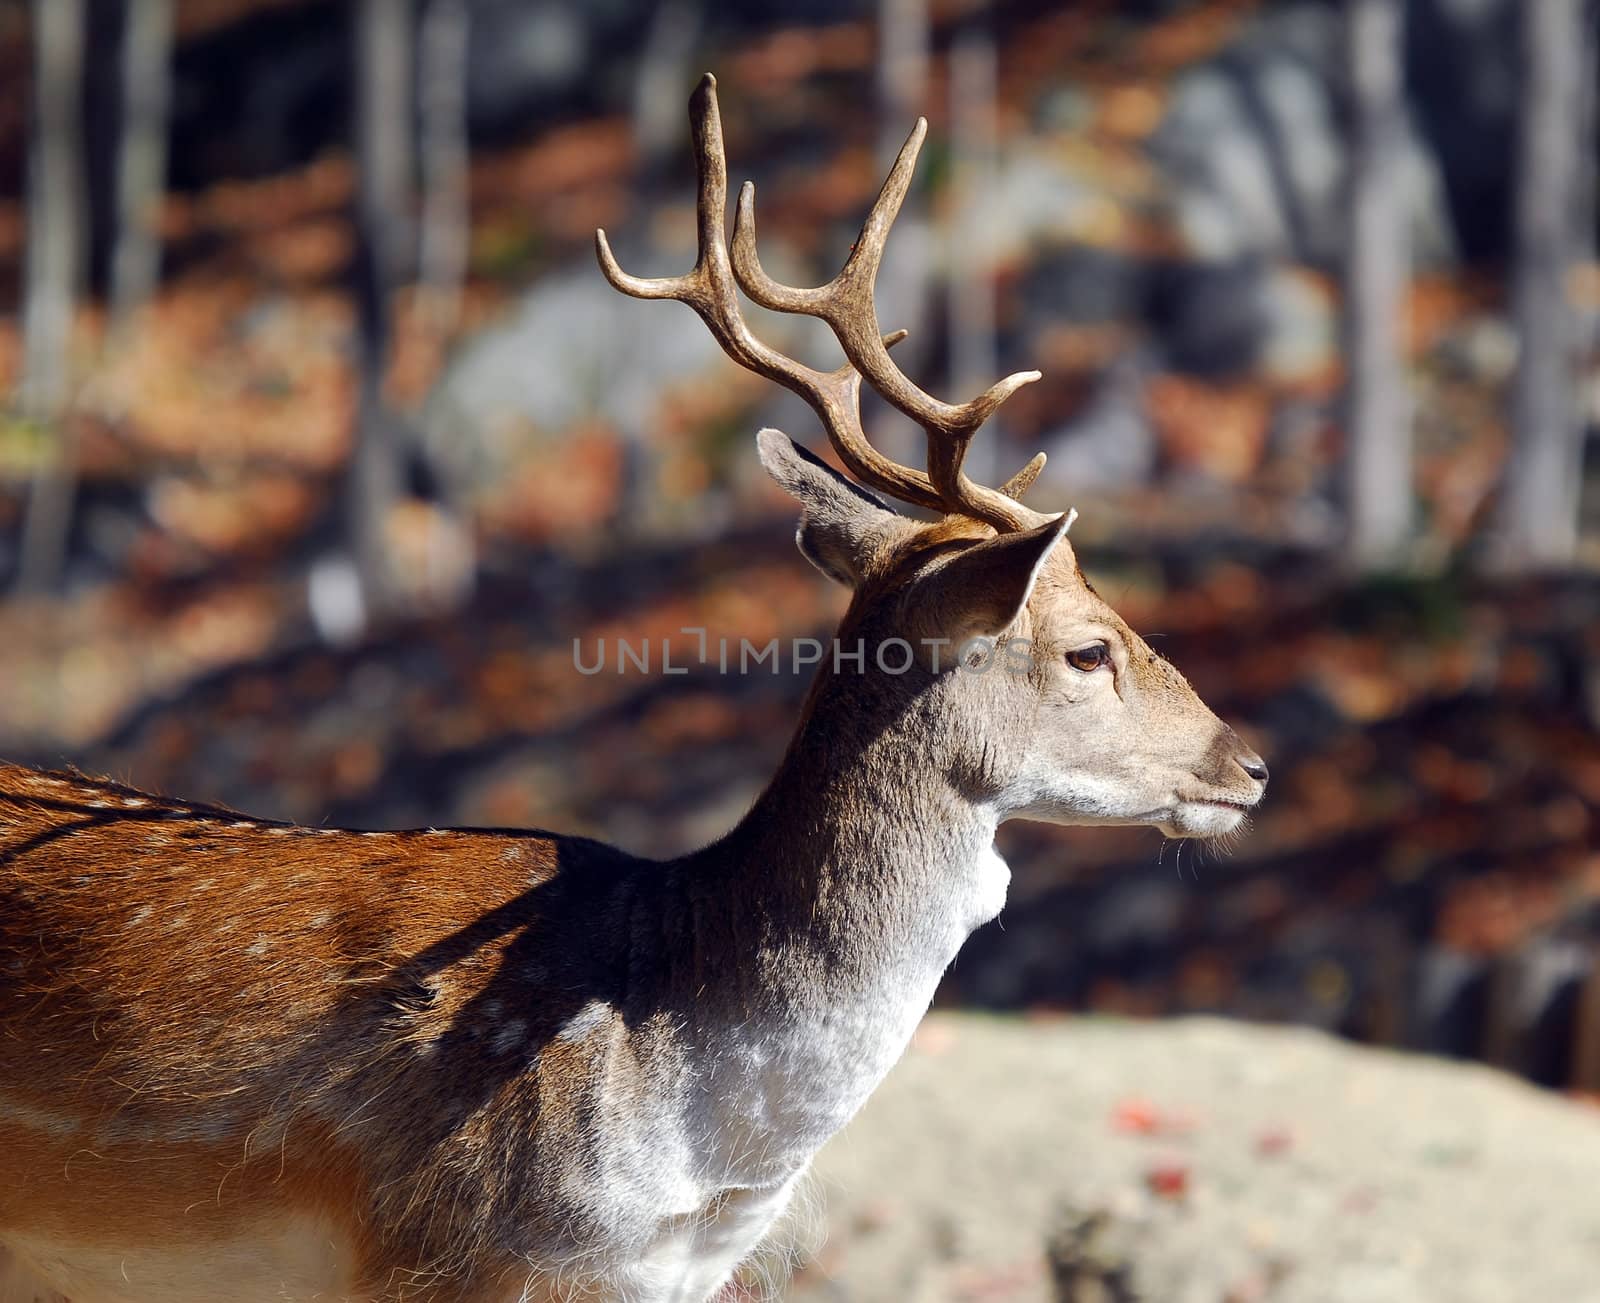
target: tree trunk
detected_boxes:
[631,0,702,175]
[109,0,174,344]
[948,18,999,487]
[874,0,930,468]
[349,0,414,619]
[416,0,469,341]
[1342,0,1411,571]
[17,0,87,594]
[1494,0,1590,569]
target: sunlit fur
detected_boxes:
[764,430,1268,845]
[0,442,1261,1303]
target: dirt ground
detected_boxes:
[779,1014,1600,1302]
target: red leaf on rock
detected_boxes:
[1111,1097,1161,1134]
[1146,1158,1190,1199]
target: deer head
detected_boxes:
[598,75,1266,841]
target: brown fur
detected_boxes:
[0,767,689,1298]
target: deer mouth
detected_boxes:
[1168,795,1256,839]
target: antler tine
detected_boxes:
[731,120,1046,530]
[598,74,955,516]
[598,75,1046,531]
[595,76,738,331]
[1002,452,1047,499]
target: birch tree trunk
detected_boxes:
[632,0,702,174]
[106,0,173,347]
[349,0,414,619]
[416,0,469,341]
[948,18,1000,487]
[1342,0,1411,571]
[17,0,87,594]
[109,0,174,344]
[1494,0,1590,569]
[874,0,930,468]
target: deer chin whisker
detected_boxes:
[1168,798,1253,841]
[1208,816,1252,856]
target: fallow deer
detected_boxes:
[0,75,1265,1303]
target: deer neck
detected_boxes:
[669,673,1009,1177]
[720,672,1004,947]
[721,692,1006,952]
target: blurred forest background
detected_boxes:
[2,0,1600,1100]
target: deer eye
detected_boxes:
[1065,643,1110,673]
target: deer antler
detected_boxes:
[596,73,1047,533]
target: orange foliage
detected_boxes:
[1146,375,1272,483]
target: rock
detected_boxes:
[1035,350,1158,494]
[980,145,1107,265]
[1022,248,1147,329]
[1406,0,1521,262]
[1412,945,1490,1058]
[1144,257,1273,378]
[424,251,729,537]
[1149,1,1457,267]
[1046,1207,1140,1303]
[432,254,718,443]
[1021,253,1333,390]
[1257,266,1337,387]
[465,1,602,125]
[1493,938,1593,1087]
[797,1014,1600,1303]
[1435,316,1518,385]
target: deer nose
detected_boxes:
[1237,752,1269,784]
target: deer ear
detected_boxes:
[906,512,1072,647]
[757,428,902,587]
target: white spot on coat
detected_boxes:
[558,1001,613,1043]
